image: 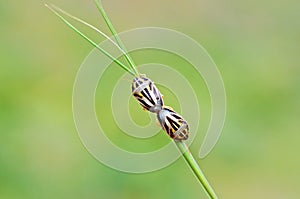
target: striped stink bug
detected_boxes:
[132,74,164,113]
[46,3,190,141]
[157,107,189,140]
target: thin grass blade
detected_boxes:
[50,4,131,61]
[176,141,219,199]
[94,0,139,75]
[45,4,135,76]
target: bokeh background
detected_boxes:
[1,0,299,198]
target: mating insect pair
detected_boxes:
[47,1,189,141]
[132,75,189,140]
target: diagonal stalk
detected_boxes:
[94,0,139,76]
[47,3,218,198]
[175,141,218,199]
[50,4,134,62]
[45,4,135,76]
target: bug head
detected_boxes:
[131,74,149,92]
[173,121,189,141]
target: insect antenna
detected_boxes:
[121,77,132,82]
[45,4,135,76]
[94,0,139,76]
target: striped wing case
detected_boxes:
[132,75,164,113]
[157,107,189,140]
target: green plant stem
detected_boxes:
[50,4,132,61]
[94,0,139,76]
[175,141,218,199]
[45,4,135,76]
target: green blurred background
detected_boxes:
[1,0,299,198]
